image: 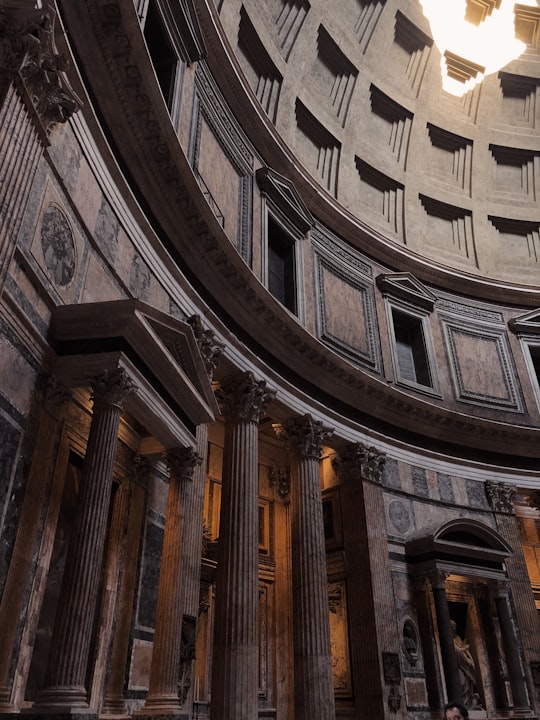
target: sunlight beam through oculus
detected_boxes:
[420,0,537,96]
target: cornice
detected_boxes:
[191,0,540,308]
[57,0,540,460]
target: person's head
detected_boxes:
[444,702,469,720]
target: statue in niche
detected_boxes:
[450,620,477,707]
[402,619,419,666]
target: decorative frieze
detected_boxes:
[485,480,516,514]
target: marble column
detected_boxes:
[139,447,202,716]
[430,570,463,704]
[177,423,210,708]
[333,442,394,720]
[0,5,80,293]
[35,368,134,711]
[276,414,335,720]
[485,481,540,706]
[0,376,71,710]
[490,581,531,712]
[101,458,152,716]
[210,372,275,720]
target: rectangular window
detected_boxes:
[392,308,432,387]
[267,216,296,314]
[143,0,177,111]
[530,346,540,385]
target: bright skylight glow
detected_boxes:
[420,0,537,95]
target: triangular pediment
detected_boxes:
[509,308,540,334]
[256,167,314,233]
[51,300,219,446]
[376,272,436,310]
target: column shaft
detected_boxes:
[431,578,463,704]
[142,448,202,713]
[38,369,134,708]
[494,590,530,711]
[0,377,70,709]
[278,415,335,720]
[210,372,274,720]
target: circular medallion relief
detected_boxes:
[388,499,411,535]
[40,206,76,286]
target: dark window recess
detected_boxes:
[392,309,431,387]
[143,1,177,110]
[268,217,296,313]
[530,346,540,385]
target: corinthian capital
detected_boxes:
[165,447,202,479]
[188,315,224,379]
[332,442,386,484]
[89,368,135,410]
[485,481,516,514]
[215,371,275,423]
[0,4,81,136]
[275,414,334,459]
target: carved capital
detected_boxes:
[89,368,135,411]
[485,481,516,514]
[0,4,81,137]
[188,314,223,379]
[38,372,71,417]
[165,446,202,479]
[428,569,449,591]
[332,442,386,484]
[275,414,334,459]
[527,491,540,513]
[488,579,510,600]
[270,464,291,502]
[215,371,275,423]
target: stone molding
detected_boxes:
[56,0,540,460]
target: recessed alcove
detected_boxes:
[418,195,477,266]
[498,72,540,130]
[368,85,413,168]
[427,123,473,194]
[295,99,341,195]
[312,25,358,127]
[266,0,310,60]
[489,144,539,202]
[237,7,283,122]
[393,11,433,95]
[488,215,540,275]
[351,0,387,53]
[355,158,405,240]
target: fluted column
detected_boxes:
[139,447,202,715]
[0,376,71,710]
[333,443,393,719]
[36,368,134,710]
[210,372,275,720]
[490,581,531,712]
[430,570,463,704]
[277,414,335,720]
